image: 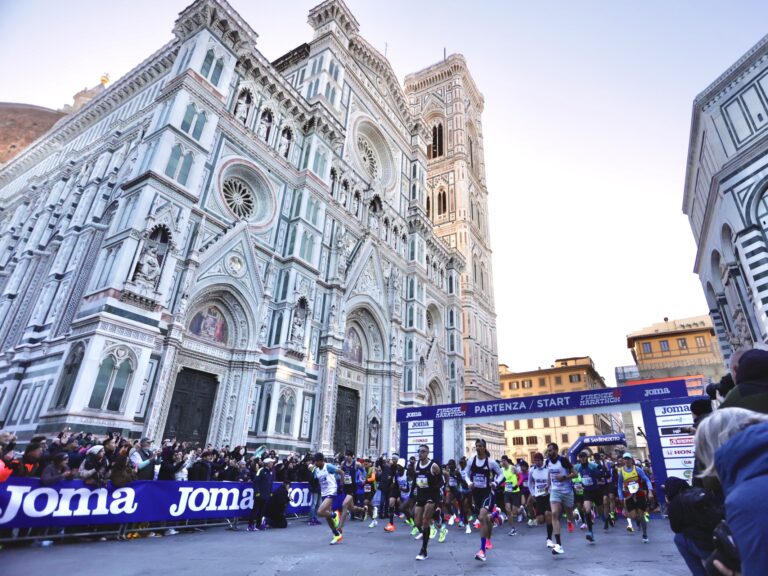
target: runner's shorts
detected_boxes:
[534,495,551,515]
[472,489,494,515]
[575,489,599,505]
[624,495,648,512]
[415,488,440,507]
[343,484,356,497]
[503,491,522,507]
[549,490,575,509]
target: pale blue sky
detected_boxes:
[2,1,768,382]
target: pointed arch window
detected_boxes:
[181,103,197,133]
[53,343,85,409]
[261,392,272,432]
[88,349,134,412]
[276,391,296,434]
[211,58,224,86]
[426,196,431,218]
[165,144,194,186]
[429,123,444,159]
[192,111,207,140]
[201,49,214,78]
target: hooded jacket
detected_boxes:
[715,420,768,576]
[721,349,768,414]
[665,476,722,550]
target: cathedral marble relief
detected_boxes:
[0,0,499,457]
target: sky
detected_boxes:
[2,0,768,384]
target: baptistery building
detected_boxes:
[0,0,499,457]
[683,34,768,361]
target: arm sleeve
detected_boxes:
[489,460,505,485]
[326,463,338,474]
[638,467,652,491]
[462,459,473,481]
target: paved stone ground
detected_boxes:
[3,517,689,575]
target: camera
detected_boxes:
[705,520,740,576]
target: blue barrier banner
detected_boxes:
[640,395,700,505]
[397,380,688,422]
[0,479,339,529]
[568,433,627,462]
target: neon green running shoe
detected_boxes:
[430,525,437,539]
[438,526,448,543]
[411,526,420,536]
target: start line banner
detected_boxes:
[396,380,688,422]
[0,478,338,529]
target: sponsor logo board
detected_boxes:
[659,425,693,437]
[654,404,691,417]
[662,446,695,458]
[660,436,694,447]
[656,414,694,426]
[663,457,696,470]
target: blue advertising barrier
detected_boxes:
[640,395,700,505]
[567,433,627,463]
[0,478,345,529]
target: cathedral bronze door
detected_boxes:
[333,386,359,455]
[163,368,217,446]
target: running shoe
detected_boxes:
[330,533,343,545]
[438,526,447,543]
[609,515,616,527]
[508,527,517,536]
[384,523,395,532]
[586,532,594,543]
[465,524,472,534]
[546,539,555,548]
[567,521,574,533]
[429,525,437,539]
[474,550,486,562]
[517,513,524,522]
[448,515,455,526]
[473,519,481,529]
[247,524,256,532]
[415,532,423,540]
[580,523,588,530]
[458,521,465,528]
[405,518,415,527]
[626,524,635,533]
[644,512,650,523]
[411,526,421,537]
[642,536,649,544]
[368,519,377,528]
[415,551,428,561]
[552,544,564,555]
[486,540,493,550]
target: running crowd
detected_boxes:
[307,439,656,563]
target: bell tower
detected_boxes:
[405,55,503,455]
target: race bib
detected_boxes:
[416,476,429,489]
[364,484,372,493]
[574,483,583,495]
[534,482,547,497]
[344,474,353,485]
[505,483,515,493]
[582,476,593,486]
[448,477,457,487]
[628,481,640,495]
[473,476,488,489]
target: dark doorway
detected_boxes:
[333,386,359,455]
[163,368,217,446]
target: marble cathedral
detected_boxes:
[0,0,499,457]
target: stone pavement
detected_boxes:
[3,517,690,576]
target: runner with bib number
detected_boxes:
[463,439,504,562]
[617,452,654,544]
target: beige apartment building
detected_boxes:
[498,357,619,461]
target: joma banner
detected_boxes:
[0,478,329,529]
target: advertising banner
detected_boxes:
[641,395,703,503]
[0,479,336,529]
[396,380,687,422]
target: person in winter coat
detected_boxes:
[695,407,768,576]
[9,442,43,478]
[721,348,768,414]
[665,476,724,576]
[41,453,76,485]
[79,445,110,488]
[265,481,291,528]
[248,457,275,531]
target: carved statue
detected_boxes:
[235,91,250,124]
[278,131,291,158]
[291,311,305,343]
[368,418,379,452]
[257,112,272,141]
[259,323,268,342]
[135,245,161,285]
[328,304,337,328]
[352,194,360,216]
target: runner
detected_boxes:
[338,450,367,531]
[464,439,504,562]
[457,456,472,533]
[363,458,377,526]
[374,455,393,529]
[518,460,532,523]
[574,451,600,543]
[617,452,653,543]
[545,442,577,555]
[384,457,413,532]
[443,459,463,525]
[528,452,553,545]
[412,444,442,561]
[310,452,344,545]
[500,455,522,536]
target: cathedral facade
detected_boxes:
[0,0,499,458]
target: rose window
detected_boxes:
[357,136,378,179]
[222,177,255,219]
